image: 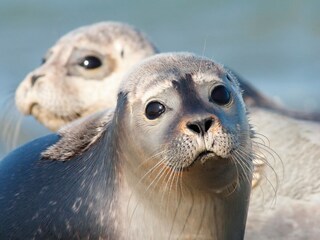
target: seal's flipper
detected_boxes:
[42,109,114,161]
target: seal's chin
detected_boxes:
[179,150,237,191]
[30,103,82,131]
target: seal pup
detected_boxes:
[0,53,253,239]
[15,21,158,131]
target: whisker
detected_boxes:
[231,155,241,192]
[237,143,279,193]
[176,166,183,204]
[135,153,168,183]
[252,140,282,165]
[134,147,168,170]
[165,162,178,208]
[194,38,207,82]
[160,158,177,211]
[145,160,170,196]
[251,141,282,182]
[9,115,23,150]
[231,151,252,187]
[127,159,168,234]
[0,92,24,152]
[244,139,280,203]
[167,163,182,240]
[253,132,271,147]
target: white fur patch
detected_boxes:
[140,80,173,102]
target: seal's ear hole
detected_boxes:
[145,101,166,120]
[210,85,231,106]
[79,56,102,69]
[41,57,46,65]
[41,50,53,66]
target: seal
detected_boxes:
[15,21,158,131]
[0,53,253,239]
[15,23,320,134]
[245,108,320,239]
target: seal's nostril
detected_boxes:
[31,74,45,87]
[204,119,213,132]
[187,123,202,134]
[187,117,214,136]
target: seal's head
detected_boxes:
[15,21,157,131]
[117,52,253,194]
[110,53,254,239]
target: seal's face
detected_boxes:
[15,22,157,131]
[122,53,252,192]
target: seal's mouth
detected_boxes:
[29,102,38,115]
[30,103,82,122]
[29,103,83,131]
[195,151,217,164]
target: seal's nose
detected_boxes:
[187,117,213,136]
[30,74,45,87]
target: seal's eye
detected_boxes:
[145,101,166,120]
[79,56,102,69]
[210,85,231,105]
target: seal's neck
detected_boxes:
[119,173,250,240]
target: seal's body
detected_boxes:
[1,53,253,239]
[0,134,118,238]
[246,109,320,239]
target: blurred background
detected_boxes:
[0,0,319,157]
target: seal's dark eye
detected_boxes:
[210,85,231,105]
[145,101,166,120]
[41,58,46,65]
[79,56,102,69]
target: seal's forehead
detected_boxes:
[58,23,115,45]
[56,21,156,54]
[59,22,145,42]
[121,53,227,101]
